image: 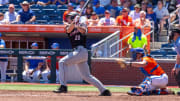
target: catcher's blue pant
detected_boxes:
[58,45,106,93]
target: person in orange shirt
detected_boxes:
[134,11,151,28]
[127,48,174,96]
[63,3,74,25]
[116,8,133,26]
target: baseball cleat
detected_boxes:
[99,89,112,96]
[127,91,136,95]
[127,88,143,96]
[53,85,67,93]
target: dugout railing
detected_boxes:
[0,48,78,83]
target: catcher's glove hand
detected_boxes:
[116,58,127,69]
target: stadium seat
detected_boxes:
[35,20,48,24]
[30,4,42,10]
[150,49,167,58]
[47,21,55,25]
[161,43,174,48]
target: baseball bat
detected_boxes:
[79,0,91,16]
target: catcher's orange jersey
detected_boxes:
[141,56,165,76]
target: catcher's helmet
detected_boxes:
[134,48,145,56]
[67,12,79,20]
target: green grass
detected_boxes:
[0,84,180,93]
[0,84,129,92]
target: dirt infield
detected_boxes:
[0,90,180,101]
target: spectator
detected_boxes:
[42,43,62,83]
[93,1,105,18]
[51,0,66,7]
[170,4,180,24]
[84,4,93,19]
[153,0,169,34]
[99,0,111,9]
[98,10,116,26]
[178,0,180,4]
[152,0,158,6]
[141,0,148,11]
[0,33,8,82]
[116,8,133,26]
[88,12,99,26]
[118,0,126,6]
[68,0,79,5]
[146,4,157,24]
[146,4,158,41]
[107,0,122,18]
[22,43,45,82]
[127,27,147,60]
[0,0,9,6]
[0,13,9,24]
[122,0,134,11]
[129,4,141,22]
[4,4,18,24]
[76,0,85,11]
[165,0,177,13]
[136,0,143,4]
[134,11,151,28]
[63,3,74,24]
[16,1,36,24]
[34,0,49,6]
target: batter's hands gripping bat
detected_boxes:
[74,0,91,23]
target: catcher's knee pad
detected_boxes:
[175,71,180,87]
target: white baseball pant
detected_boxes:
[140,73,168,92]
[59,46,106,93]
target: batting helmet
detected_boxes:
[31,42,38,47]
[67,11,79,20]
[51,43,59,49]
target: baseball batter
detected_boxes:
[127,48,173,96]
[169,29,180,95]
[53,12,111,96]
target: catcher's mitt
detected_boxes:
[116,58,127,69]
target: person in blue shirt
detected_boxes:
[22,43,45,82]
[106,0,122,18]
[16,1,36,24]
[93,1,105,18]
[146,4,159,41]
[0,33,8,82]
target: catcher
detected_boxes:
[125,48,174,96]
